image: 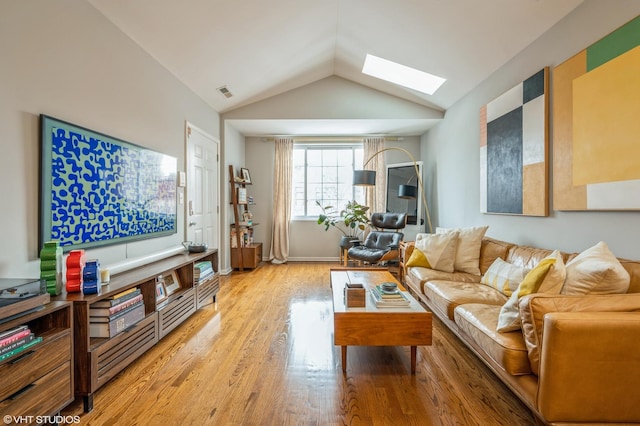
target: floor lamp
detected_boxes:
[353,147,433,233]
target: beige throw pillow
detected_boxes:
[412,232,459,273]
[481,258,529,296]
[561,241,630,295]
[436,226,488,275]
[497,250,565,332]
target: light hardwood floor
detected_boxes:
[62,263,536,425]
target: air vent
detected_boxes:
[217,86,233,98]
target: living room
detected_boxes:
[1,1,640,424]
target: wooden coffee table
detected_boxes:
[330,269,432,373]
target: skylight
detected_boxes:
[362,54,446,95]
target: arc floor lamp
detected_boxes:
[353,147,433,233]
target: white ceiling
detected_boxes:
[87,0,583,136]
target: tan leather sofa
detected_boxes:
[403,237,640,425]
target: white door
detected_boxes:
[186,123,219,249]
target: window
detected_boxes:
[292,144,365,218]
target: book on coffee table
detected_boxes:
[370,286,410,307]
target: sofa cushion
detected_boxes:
[436,226,488,275]
[481,258,529,296]
[411,232,459,272]
[497,251,566,332]
[424,280,507,320]
[408,267,481,294]
[519,292,640,375]
[562,241,630,295]
[454,304,531,375]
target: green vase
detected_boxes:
[40,241,63,296]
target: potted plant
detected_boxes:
[316,200,370,248]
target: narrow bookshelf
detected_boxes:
[229,165,262,271]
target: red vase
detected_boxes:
[66,250,85,293]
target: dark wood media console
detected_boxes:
[55,249,219,412]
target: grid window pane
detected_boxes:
[292,145,364,217]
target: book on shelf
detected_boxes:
[89,302,145,338]
[90,288,141,308]
[0,325,29,344]
[370,287,410,307]
[0,327,31,347]
[89,299,145,323]
[194,261,214,284]
[0,333,36,357]
[0,336,43,362]
[89,294,143,317]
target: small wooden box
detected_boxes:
[344,284,366,308]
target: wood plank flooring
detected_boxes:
[62,262,536,425]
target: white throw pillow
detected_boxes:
[561,241,630,295]
[412,232,459,273]
[436,226,488,275]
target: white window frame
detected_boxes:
[292,143,365,219]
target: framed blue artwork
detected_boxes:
[40,115,177,252]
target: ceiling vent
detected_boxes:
[217,85,233,98]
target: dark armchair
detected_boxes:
[347,212,407,265]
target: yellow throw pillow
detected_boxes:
[405,247,430,268]
[497,250,565,332]
[436,226,488,275]
[481,258,529,296]
[412,232,459,273]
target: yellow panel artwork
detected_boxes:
[572,45,640,185]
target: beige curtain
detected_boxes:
[269,138,293,264]
[363,137,386,213]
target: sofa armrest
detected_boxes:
[402,242,415,277]
[537,311,640,423]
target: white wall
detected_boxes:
[0,1,218,277]
[423,0,640,258]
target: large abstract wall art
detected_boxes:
[40,115,177,251]
[480,68,549,216]
[553,15,640,211]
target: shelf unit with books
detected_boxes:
[54,249,218,412]
[229,165,262,271]
[0,301,73,417]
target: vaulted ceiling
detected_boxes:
[87,0,583,135]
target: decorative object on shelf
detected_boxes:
[155,277,167,303]
[40,240,63,296]
[162,271,181,296]
[354,147,433,233]
[65,249,85,293]
[189,243,208,253]
[100,268,110,285]
[237,187,247,204]
[82,259,101,295]
[480,67,549,216]
[316,200,370,248]
[240,167,252,184]
[242,209,253,226]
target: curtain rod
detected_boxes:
[260,136,404,142]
